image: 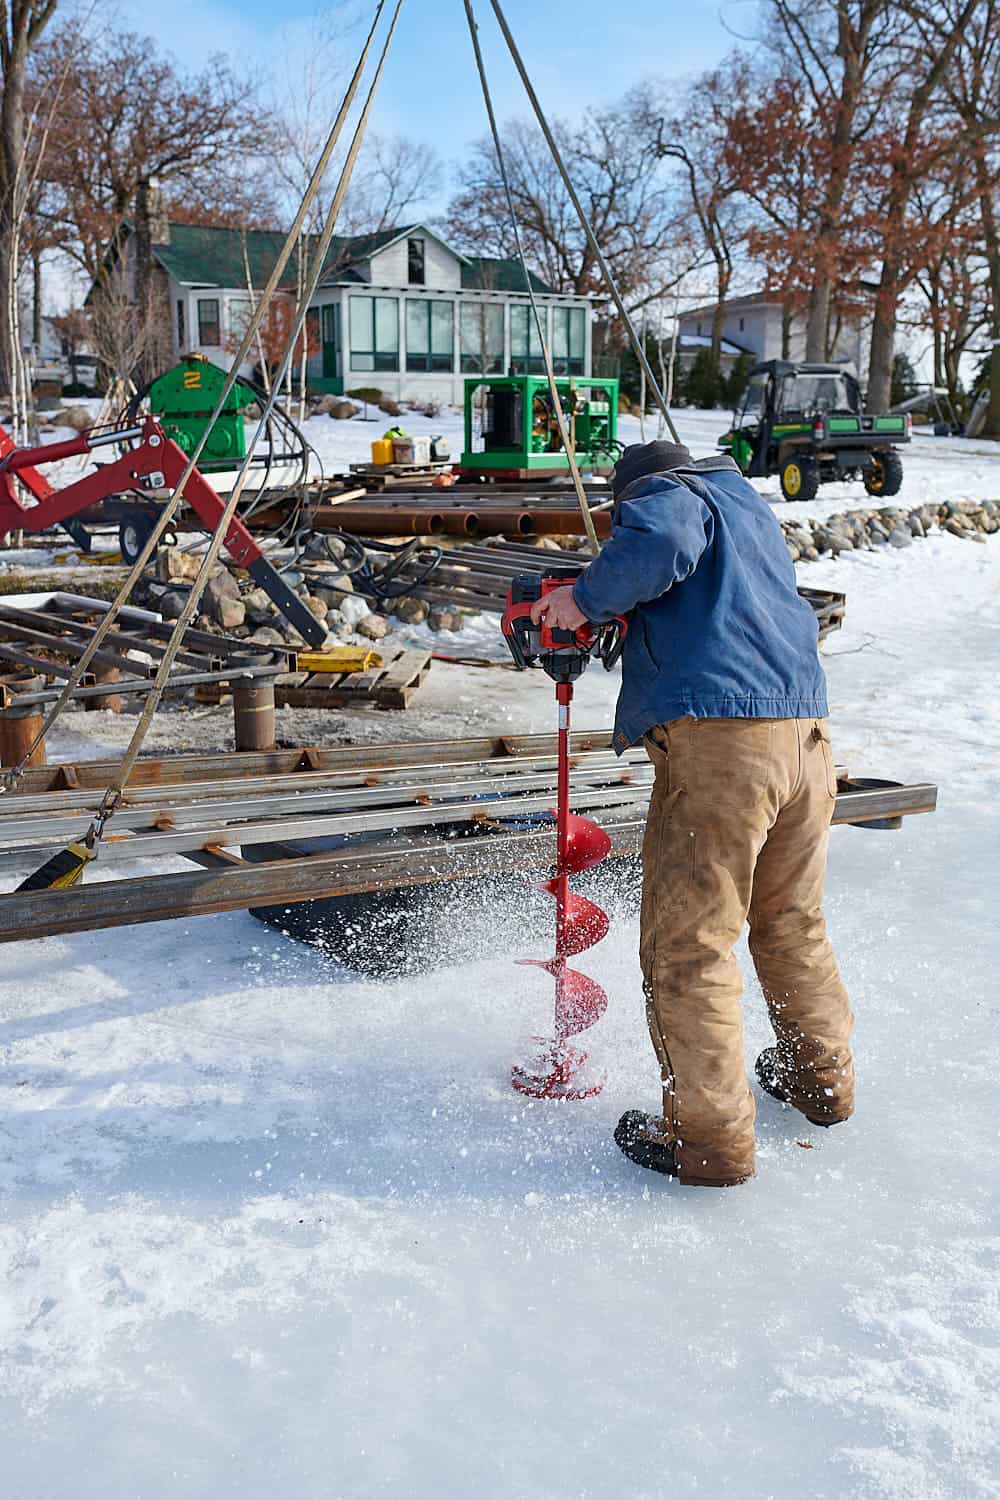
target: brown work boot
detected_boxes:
[614,1111,751,1188]
[755,1047,851,1127]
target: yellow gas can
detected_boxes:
[370,437,394,466]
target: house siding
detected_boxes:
[152,223,597,404]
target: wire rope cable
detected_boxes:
[462,0,601,557]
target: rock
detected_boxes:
[907,512,925,537]
[378,398,402,417]
[313,587,352,613]
[800,545,819,562]
[202,570,242,627]
[327,400,361,420]
[60,405,94,433]
[244,587,275,614]
[155,587,186,620]
[888,528,912,548]
[867,521,889,544]
[394,596,428,624]
[339,594,372,626]
[356,613,390,640]
[312,575,354,602]
[301,593,328,620]
[785,542,801,561]
[215,596,246,631]
[325,607,343,628]
[428,606,465,632]
[248,626,286,647]
[159,546,202,583]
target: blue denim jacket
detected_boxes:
[572,458,829,753]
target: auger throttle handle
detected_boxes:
[501,570,627,682]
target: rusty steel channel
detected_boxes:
[0,735,938,942]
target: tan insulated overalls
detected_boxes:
[639,715,855,1185]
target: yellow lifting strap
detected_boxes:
[16,838,95,893]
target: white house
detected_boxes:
[678,293,863,370]
[116,218,599,405]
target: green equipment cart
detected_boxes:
[147,354,256,473]
[459,375,621,479]
[718,361,911,501]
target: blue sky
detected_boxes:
[114,0,757,195]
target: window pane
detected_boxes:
[351,352,375,371]
[568,308,586,360]
[408,238,425,286]
[375,297,398,355]
[321,304,338,345]
[431,301,453,357]
[460,305,482,371]
[407,300,429,355]
[510,304,529,358]
[485,304,503,372]
[228,297,251,341]
[350,296,372,352]
[552,307,569,362]
[197,298,220,346]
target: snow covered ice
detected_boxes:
[0,418,998,1498]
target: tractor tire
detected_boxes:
[118,511,156,564]
[780,455,819,501]
[864,449,904,497]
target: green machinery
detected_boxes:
[147,354,255,473]
[719,361,911,501]
[459,376,620,478]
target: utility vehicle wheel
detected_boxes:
[118,511,156,564]
[864,450,903,497]
[780,456,819,501]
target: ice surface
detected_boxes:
[0,414,998,1497]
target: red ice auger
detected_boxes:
[501,569,627,1099]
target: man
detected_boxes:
[529,440,854,1188]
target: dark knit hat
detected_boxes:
[612,440,692,498]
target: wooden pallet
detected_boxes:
[272,645,432,710]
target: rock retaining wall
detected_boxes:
[780,499,1000,561]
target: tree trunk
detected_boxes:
[973,141,1000,439]
[866,272,897,412]
[0,57,26,396]
[32,246,41,349]
[805,280,831,363]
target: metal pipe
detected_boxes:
[0,705,46,768]
[232,679,276,752]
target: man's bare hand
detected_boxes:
[529,585,587,632]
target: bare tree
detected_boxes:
[31,24,272,280]
[446,90,694,305]
[861,0,981,410]
[0,0,58,407]
[945,0,1000,434]
[644,64,747,373]
[764,1,895,360]
[341,135,442,234]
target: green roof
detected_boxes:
[461,256,554,294]
[149,222,424,290]
[105,220,557,298]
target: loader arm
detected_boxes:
[0,417,325,647]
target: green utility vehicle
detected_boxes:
[459,375,620,479]
[718,361,911,501]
